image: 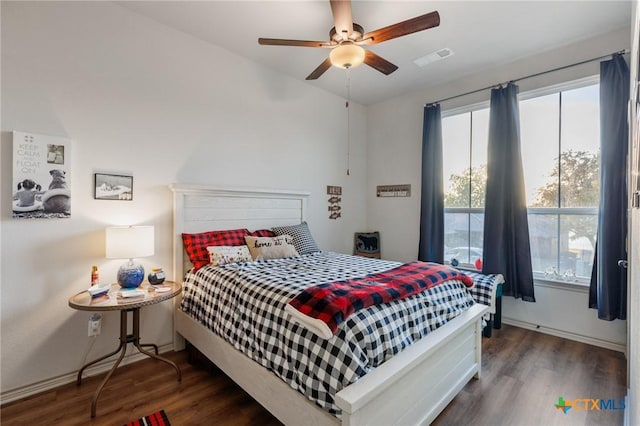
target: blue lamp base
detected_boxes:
[117,259,145,288]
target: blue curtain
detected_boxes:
[482,83,535,301]
[589,54,629,320]
[418,104,444,263]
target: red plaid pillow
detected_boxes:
[250,229,276,237]
[182,229,249,270]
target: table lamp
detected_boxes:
[105,225,154,288]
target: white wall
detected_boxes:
[366,27,630,349]
[0,2,368,397]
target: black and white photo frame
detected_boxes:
[94,173,133,200]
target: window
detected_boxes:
[442,109,489,266]
[521,85,599,282]
[442,82,599,284]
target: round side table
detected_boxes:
[69,281,182,417]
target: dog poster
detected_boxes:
[12,131,71,219]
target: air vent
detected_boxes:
[414,48,454,68]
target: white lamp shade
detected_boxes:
[105,226,154,259]
[329,44,365,69]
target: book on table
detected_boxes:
[116,288,146,303]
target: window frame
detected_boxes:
[527,207,598,285]
[441,76,600,285]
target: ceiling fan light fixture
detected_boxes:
[330,43,365,69]
[259,1,440,79]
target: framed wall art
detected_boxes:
[354,231,381,258]
[94,173,133,200]
[12,131,72,219]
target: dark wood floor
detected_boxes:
[433,325,626,426]
[1,325,626,426]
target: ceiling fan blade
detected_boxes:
[362,11,440,45]
[364,50,398,75]
[306,57,333,80]
[330,0,354,41]
[258,38,333,48]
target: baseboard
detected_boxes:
[502,317,626,353]
[0,343,174,405]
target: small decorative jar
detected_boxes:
[148,268,166,285]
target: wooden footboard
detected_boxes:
[335,304,487,425]
[174,303,487,426]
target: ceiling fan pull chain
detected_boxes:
[346,70,351,176]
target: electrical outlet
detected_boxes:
[88,314,102,337]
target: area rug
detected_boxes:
[123,409,171,426]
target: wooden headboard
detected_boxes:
[169,184,310,281]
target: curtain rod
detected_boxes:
[425,49,628,107]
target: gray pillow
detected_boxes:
[271,222,320,255]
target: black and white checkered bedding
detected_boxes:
[180,251,476,417]
[464,271,504,315]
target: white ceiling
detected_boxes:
[117,1,632,105]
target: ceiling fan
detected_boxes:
[258,0,440,80]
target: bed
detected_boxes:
[464,271,504,337]
[170,183,488,425]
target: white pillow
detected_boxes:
[207,245,252,266]
[244,235,299,260]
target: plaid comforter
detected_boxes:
[287,262,474,338]
[180,252,475,417]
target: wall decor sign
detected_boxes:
[376,184,411,197]
[94,173,133,200]
[327,185,342,220]
[12,131,72,219]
